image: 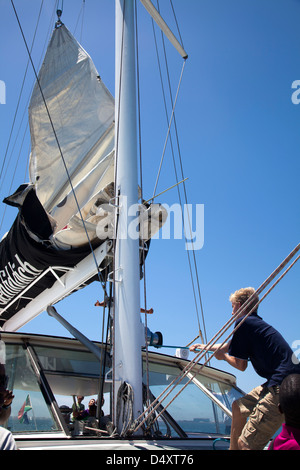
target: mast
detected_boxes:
[113,0,144,433]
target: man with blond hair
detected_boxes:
[190,287,300,450]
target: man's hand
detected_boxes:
[189,343,204,352]
[214,348,226,361]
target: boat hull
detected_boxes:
[15,436,230,451]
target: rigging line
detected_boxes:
[11,0,108,294]
[152,60,186,200]
[0,114,29,233]
[150,19,180,213]
[148,252,300,427]
[143,178,188,204]
[138,263,300,432]
[2,104,28,187]
[0,0,44,189]
[150,15,185,215]
[73,0,85,39]
[139,246,300,428]
[97,279,111,422]
[0,2,57,233]
[1,104,29,190]
[133,243,300,431]
[157,0,207,345]
[0,1,57,233]
[150,22,203,343]
[57,0,64,14]
[80,0,86,43]
[153,3,207,344]
[157,0,207,343]
[0,123,30,231]
[169,0,184,49]
[135,0,150,408]
[149,16,186,211]
[185,334,201,348]
[152,0,186,200]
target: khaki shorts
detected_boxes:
[236,384,284,450]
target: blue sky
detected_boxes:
[0,0,299,394]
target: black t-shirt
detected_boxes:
[228,313,300,386]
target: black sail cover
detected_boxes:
[0,185,96,327]
[0,25,167,328]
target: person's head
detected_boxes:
[0,374,12,425]
[279,374,300,427]
[88,399,97,416]
[77,395,84,403]
[229,287,259,316]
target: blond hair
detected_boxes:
[229,287,259,313]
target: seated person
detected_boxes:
[269,374,300,450]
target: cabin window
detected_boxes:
[2,344,60,433]
[33,345,103,376]
[0,335,243,438]
[33,344,112,432]
[143,361,242,436]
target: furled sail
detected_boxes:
[0,22,167,327]
[0,184,95,325]
[0,23,116,325]
[0,23,166,326]
[29,23,115,244]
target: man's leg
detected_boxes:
[229,400,247,450]
[238,386,283,450]
[237,437,251,450]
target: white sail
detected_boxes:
[28,23,166,249]
[0,19,167,325]
[29,24,115,234]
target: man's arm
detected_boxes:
[189,342,248,371]
[189,342,230,354]
[216,351,248,371]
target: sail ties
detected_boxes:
[132,243,300,435]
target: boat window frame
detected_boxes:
[145,351,239,420]
[183,369,232,419]
[0,333,243,439]
[22,339,71,436]
[143,353,240,436]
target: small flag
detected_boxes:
[18,395,32,424]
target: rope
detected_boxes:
[116,382,135,437]
[151,60,186,200]
[150,3,207,345]
[169,0,184,48]
[96,278,112,423]
[73,0,86,42]
[10,0,108,298]
[142,384,172,437]
[133,243,300,433]
[153,247,300,427]
[0,0,46,231]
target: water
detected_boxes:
[7,416,59,434]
